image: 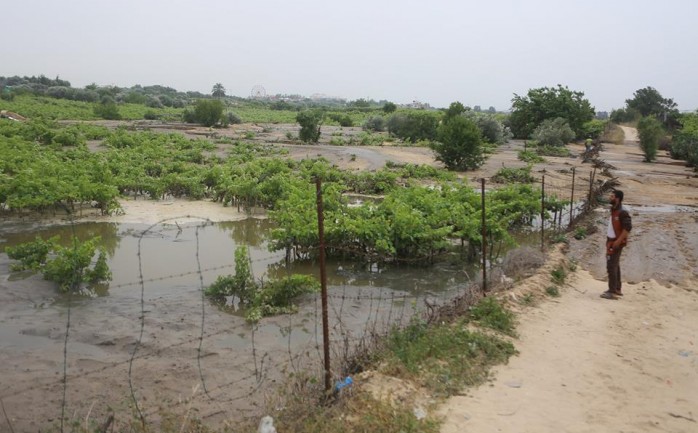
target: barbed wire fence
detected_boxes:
[0,164,618,432]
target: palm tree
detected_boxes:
[212,83,226,98]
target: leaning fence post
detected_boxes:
[481,178,487,294]
[569,167,576,227]
[315,178,331,394]
[541,175,545,251]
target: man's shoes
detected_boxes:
[600,291,620,300]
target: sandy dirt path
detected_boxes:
[438,273,698,433]
[438,129,698,432]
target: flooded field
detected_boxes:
[0,218,473,430]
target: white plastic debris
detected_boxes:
[258,415,277,433]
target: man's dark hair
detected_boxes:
[612,189,624,201]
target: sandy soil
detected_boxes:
[437,128,698,433]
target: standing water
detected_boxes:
[0,218,474,430]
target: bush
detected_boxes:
[531,118,575,146]
[206,246,319,322]
[143,110,159,120]
[670,136,698,169]
[93,99,121,120]
[188,99,225,127]
[545,286,560,297]
[550,266,567,285]
[363,115,385,132]
[492,165,535,183]
[328,113,353,127]
[227,111,243,125]
[670,113,698,169]
[518,150,545,163]
[387,111,439,143]
[637,116,664,162]
[6,236,111,292]
[52,128,85,146]
[469,297,516,336]
[535,144,572,157]
[464,112,511,144]
[430,115,484,170]
[296,109,324,143]
[581,119,607,140]
[382,101,397,113]
[384,317,516,395]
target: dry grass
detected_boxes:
[602,123,625,145]
[502,246,547,281]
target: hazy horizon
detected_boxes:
[3,0,697,112]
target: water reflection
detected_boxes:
[1,220,473,299]
[1,222,121,256]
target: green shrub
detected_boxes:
[468,297,516,336]
[581,119,607,139]
[545,286,560,297]
[5,236,56,270]
[536,144,572,157]
[463,112,512,144]
[52,128,85,147]
[551,266,567,285]
[387,111,439,143]
[206,246,319,322]
[573,227,587,240]
[227,111,243,125]
[6,236,111,292]
[518,150,545,163]
[670,114,698,169]
[328,113,353,127]
[430,115,484,170]
[383,318,516,395]
[296,109,324,143]
[363,115,385,132]
[492,165,534,183]
[531,118,575,146]
[637,116,664,162]
[143,110,159,120]
[93,100,121,120]
[521,293,535,305]
[182,99,226,126]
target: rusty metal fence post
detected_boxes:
[569,167,576,227]
[481,178,487,294]
[541,175,545,251]
[314,178,331,394]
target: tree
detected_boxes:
[382,102,397,113]
[296,109,324,143]
[349,98,371,108]
[184,99,225,126]
[637,116,664,162]
[509,85,595,139]
[670,113,698,169]
[430,116,484,170]
[212,83,226,98]
[625,87,679,128]
[444,101,468,121]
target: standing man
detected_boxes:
[601,190,632,300]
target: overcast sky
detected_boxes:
[2,0,697,111]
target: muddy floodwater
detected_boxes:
[0,218,473,430]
